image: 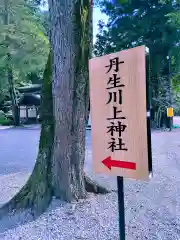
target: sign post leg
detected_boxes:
[146,47,153,174]
[117,176,125,240]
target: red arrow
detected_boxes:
[102,156,136,170]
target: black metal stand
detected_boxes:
[117,176,125,240]
[146,47,153,174]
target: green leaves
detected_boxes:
[95,0,179,54]
[0,0,49,88]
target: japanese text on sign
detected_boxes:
[105,57,127,152]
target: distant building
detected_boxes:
[17,85,42,123]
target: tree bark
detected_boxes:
[49,0,95,201]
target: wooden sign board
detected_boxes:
[89,46,150,180]
[167,107,174,117]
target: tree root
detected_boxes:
[0,175,110,221]
[0,188,29,218]
[0,178,52,220]
[84,175,111,194]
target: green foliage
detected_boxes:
[0,118,13,125]
[0,0,49,89]
[94,0,179,57]
[172,73,180,114]
[0,110,6,119]
[172,74,180,92]
[0,110,13,125]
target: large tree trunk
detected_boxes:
[49,0,95,201]
[0,0,109,218]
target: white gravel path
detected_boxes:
[0,129,180,239]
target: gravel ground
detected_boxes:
[0,126,180,239]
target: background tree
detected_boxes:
[0,0,49,124]
[169,1,180,116]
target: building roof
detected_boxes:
[18,93,41,106]
[16,84,42,93]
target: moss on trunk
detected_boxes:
[0,52,54,218]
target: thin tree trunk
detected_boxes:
[7,59,20,126]
[4,0,20,126]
